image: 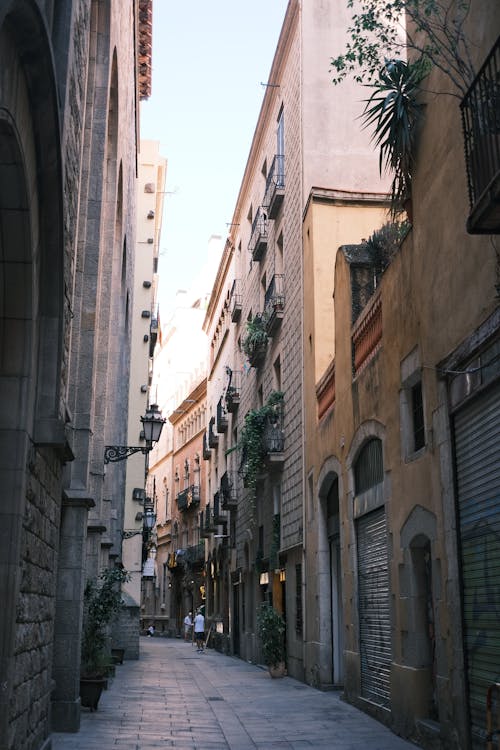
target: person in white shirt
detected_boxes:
[183,612,193,641]
[193,609,205,652]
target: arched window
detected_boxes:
[354,438,383,494]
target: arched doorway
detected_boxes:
[318,458,344,687]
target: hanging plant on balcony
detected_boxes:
[238,391,284,499]
[242,313,268,364]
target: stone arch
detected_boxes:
[346,419,386,497]
[0,3,64,745]
[316,456,344,687]
[399,505,439,719]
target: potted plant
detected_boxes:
[242,314,268,366]
[80,566,129,710]
[257,603,286,677]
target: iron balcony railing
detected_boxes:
[225,369,241,413]
[176,484,200,512]
[230,279,242,322]
[263,403,285,454]
[248,207,268,261]
[216,397,228,433]
[220,471,237,510]
[185,542,205,566]
[264,274,285,334]
[208,416,218,448]
[202,432,211,460]
[203,504,217,533]
[461,36,500,233]
[263,154,285,219]
[213,491,226,524]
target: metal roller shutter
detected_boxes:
[357,507,391,707]
[454,382,500,748]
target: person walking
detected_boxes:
[193,609,205,653]
[183,611,193,642]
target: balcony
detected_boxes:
[225,370,241,413]
[264,274,285,335]
[208,416,218,448]
[248,207,268,261]
[177,484,200,512]
[216,397,228,433]
[230,279,242,322]
[199,510,209,538]
[203,504,217,534]
[220,471,237,510]
[263,401,285,471]
[242,314,268,368]
[202,432,211,460]
[263,154,285,219]
[185,542,205,567]
[461,36,500,234]
[213,491,226,524]
[149,316,158,357]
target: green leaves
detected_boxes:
[330,0,474,96]
[239,391,284,497]
[360,58,425,214]
[256,604,286,667]
[81,566,130,677]
[242,313,268,360]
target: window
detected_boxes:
[400,349,426,460]
[295,563,303,635]
[354,439,383,494]
[411,381,425,451]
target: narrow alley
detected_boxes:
[52,637,417,749]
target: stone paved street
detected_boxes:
[51,637,417,749]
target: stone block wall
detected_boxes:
[113,603,140,661]
[10,448,62,750]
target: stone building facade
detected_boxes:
[0,1,147,747]
[201,0,388,678]
[303,4,500,749]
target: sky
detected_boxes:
[140,1,289,311]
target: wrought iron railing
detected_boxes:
[185,542,205,566]
[263,154,285,217]
[220,471,237,509]
[177,484,200,511]
[461,36,500,232]
[202,432,211,460]
[264,274,285,330]
[263,403,285,454]
[248,207,268,261]
[208,416,218,448]
[225,369,241,413]
[230,279,242,322]
[216,397,228,433]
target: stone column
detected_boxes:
[51,491,94,732]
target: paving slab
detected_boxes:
[51,637,418,750]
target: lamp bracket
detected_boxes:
[104,445,147,464]
[122,529,144,539]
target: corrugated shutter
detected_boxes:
[357,507,391,707]
[454,382,500,748]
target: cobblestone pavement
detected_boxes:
[52,637,417,749]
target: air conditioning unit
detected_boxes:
[132,488,146,503]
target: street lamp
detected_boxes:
[122,503,157,539]
[104,404,166,464]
